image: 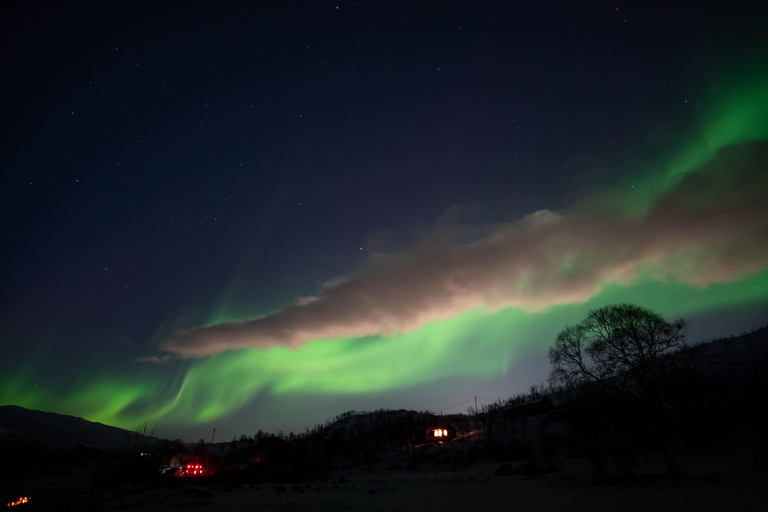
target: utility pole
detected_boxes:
[210,427,216,444]
[475,396,478,414]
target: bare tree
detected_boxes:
[549,303,686,392]
[548,303,687,475]
[125,421,156,455]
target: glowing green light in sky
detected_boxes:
[664,71,768,189]
[2,61,768,437]
[4,268,768,433]
[595,67,768,216]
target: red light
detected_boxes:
[177,462,207,477]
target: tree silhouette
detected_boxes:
[125,421,156,455]
[549,303,686,392]
[548,303,687,475]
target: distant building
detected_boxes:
[426,424,457,442]
[251,451,268,465]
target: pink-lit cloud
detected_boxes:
[146,141,768,360]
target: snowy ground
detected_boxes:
[6,438,767,512]
[61,466,768,512]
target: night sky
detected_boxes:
[3,1,768,442]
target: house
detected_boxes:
[425,424,457,442]
[250,451,268,465]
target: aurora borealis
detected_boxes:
[2,2,768,441]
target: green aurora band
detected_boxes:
[4,269,768,432]
[2,66,768,435]
[601,66,768,215]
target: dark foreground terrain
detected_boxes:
[3,440,766,512]
[2,327,767,510]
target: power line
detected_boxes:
[438,397,476,413]
[436,396,506,414]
